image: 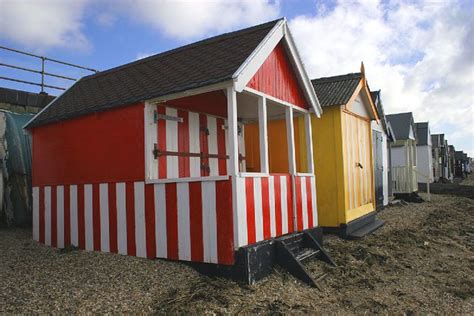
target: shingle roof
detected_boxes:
[311,73,361,107]
[386,112,415,140]
[26,19,282,128]
[415,122,429,145]
[0,87,56,109]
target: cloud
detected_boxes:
[289,0,474,156]
[135,52,153,60]
[0,0,90,52]
[123,0,280,40]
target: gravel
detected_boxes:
[1,176,473,313]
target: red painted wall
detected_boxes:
[164,90,228,118]
[247,42,309,109]
[31,103,145,186]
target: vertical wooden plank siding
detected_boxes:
[32,180,236,265]
[247,42,309,109]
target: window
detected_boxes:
[146,104,229,180]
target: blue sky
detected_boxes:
[0,0,473,156]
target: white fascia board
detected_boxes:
[233,19,322,118]
[233,19,285,92]
[281,23,322,117]
[147,80,233,104]
[23,78,82,129]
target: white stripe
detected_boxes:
[116,183,127,255]
[269,177,276,237]
[189,112,201,177]
[235,177,248,247]
[84,184,93,251]
[280,176,289,234]
[134,182,146,258]
[57,186,64,248]
[154,184,167,258]
[166,107,179,178]
[311,177,318,227]
[301,178,308,230]
[253,177,263,242]
[99,183,110,252]
[207,116,219,176]
[44,186,51,246]
[177,183,191,261]
[32,187,39,241]
[202,181,218,263]
[70,185,78,247]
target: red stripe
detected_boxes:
[286,176,294,233]
[216,118,227,175]
[145,184,156,258]
[126,182,136,256]
[51,186,57,247]
[39,186,45,243]
[261,177,271,239]
[165,183,178,260]
[295,177,303,231]
[273,176,282,236]
[199,114,209,176]
[64,185,70,246]
[157,106,167,179]
[92,184,101,251]
[245,178,256,244]
[78,184,85,249]
[216,180,234,265]
[178,110,190,177]
[189,182,203,262]
[108,183,118,253]
[306,177,314,228]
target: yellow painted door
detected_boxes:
[342,112,374,222]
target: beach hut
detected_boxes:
[370,90,395,209]
[414,122,433,184]
[24,19,335,286]
[431,134,449,182]
[246,66,386,238]
[386,112,420,200]
[448,145,456,180]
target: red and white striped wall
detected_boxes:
[153,106,229,179]
[233,174,317,248]
[32,180,234,265]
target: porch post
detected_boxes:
[227,86,246,248]
[258,96,269,173]
[285,107,296,174]
[304,112,314,174]
[286,107,297,230]
[227,87,239,176]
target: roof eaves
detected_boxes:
[24,77,83,129]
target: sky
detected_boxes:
[0,0,473,156]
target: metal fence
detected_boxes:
[0,45,98,92]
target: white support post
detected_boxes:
[304,112,314,174]
[258,96,269,174]
[286,107,296,175]
[286,107,297,231]
[227,86,244,249]
[227,87,239,176]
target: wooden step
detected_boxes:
[294,248,320,263]
[347,219,385,239]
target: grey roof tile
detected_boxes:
[27,19,282,128]
[311,73,361,107]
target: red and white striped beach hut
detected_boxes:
[25,18,328,284]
